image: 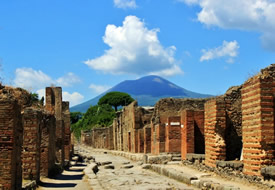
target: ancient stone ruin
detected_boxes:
[0,85,72,189]
[82,63,275,180]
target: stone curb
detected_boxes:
[146,164,240,190]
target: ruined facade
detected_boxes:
[81,63,275,179]
[0,85,72,189]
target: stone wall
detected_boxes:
[62,101,71,161]
[0,99,22,190]
[22,108,42,183]
[0,85,72,189]
[40,112,56,177]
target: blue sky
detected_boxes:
[0,0,274,106]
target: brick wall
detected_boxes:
[0,99,22,190]
[242,75,275,176]
[40,112,56,177]
[62,101,71,161]
[204,99,226,167]
[151,123,166,155]
[181,110,205,159]
[165,116,181,153]
[22,108,42,183]
[137,128,144,153]
[144,126,151,153]
[46,87,65,167]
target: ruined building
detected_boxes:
[0,85,72,189]
[82,63,275,179]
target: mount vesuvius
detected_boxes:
[70,75,212,112]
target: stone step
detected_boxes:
[172,157,182,161]
[167,161,181,165]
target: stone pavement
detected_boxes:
[37,163,92,190]
[78,145,275,190]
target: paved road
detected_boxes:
[78,146,195,190]
[37,163,92,190]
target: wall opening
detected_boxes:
[194,121,205,154]
[225,116,242,161]
[128,132,131,152]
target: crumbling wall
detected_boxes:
[0,98,22,190]
[144,125,151,153]
[242,64,275,176]
[22,108,42,183]
[40,112,56,177]
[45,87,65,166]
[151,98,207,155]
[62,101,71,161]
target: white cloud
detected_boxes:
[114,0,137,9]
[14,68,81,91]
[14,68,54,91]
[89,84,111,94]
[177,0,199,5]
[200,40,240,62]
[181,0,275,51]
[85,15,183,77]
[56,72,81,87]
[62,91,84,107]
[36,88,84,107]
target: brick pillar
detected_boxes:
[62,101,71,162]
[46,87,64,167]
[242,76,275,176]
[137,128,144,153]
[181,110,195,159]
[165,116,181,153]
[204,99,226,167]
[22,108,42,183]
[40,113,56,177]
[144,126,151,153]
[151,123,166,155]
[0,100,22,190]
[109,125,114,150]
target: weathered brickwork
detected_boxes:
[144,126,151,153]
[151,123,166,155]
[165,116,181,153]
[45,87,65,166]
[22,108,42,182]
[40,113,56,177]
[137,128,144,153]
[242,65,275,176]
[0,99,22,190]
[0,85,72,189]
[204,99,226,167]
[62,101,71,161]
[181,110,205,159]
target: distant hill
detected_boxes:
[70,75,212,113]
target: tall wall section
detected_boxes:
[242,64,275,176]
[0,99,23,190]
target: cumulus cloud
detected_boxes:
[62,91,84,107]
[181,0,275,51]
[14,68,54,91]
[56,72,81,87]
[85,15,183,76]
[114,0,137,9]
[89,84,111,94]
[200,40,240,62]
[14,68,81,91]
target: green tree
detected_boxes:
[71,104,116,139]
[30,92,39,103]
[98,91,134,111]
[70,112,83,124]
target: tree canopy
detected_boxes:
[71,104,115,139]
[98,91,134,111]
